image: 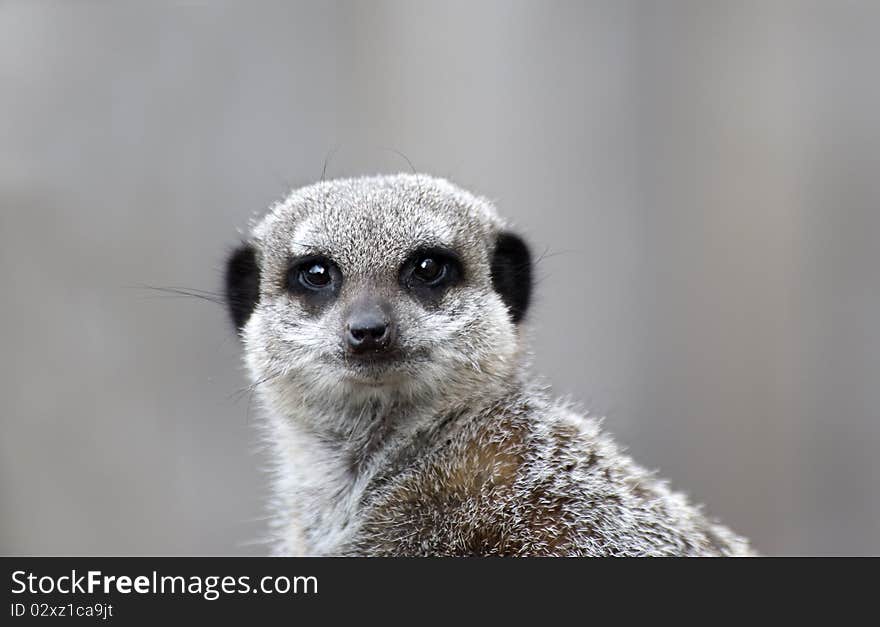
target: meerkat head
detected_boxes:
[225,174,532,414]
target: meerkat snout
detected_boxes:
[344,296,396,356]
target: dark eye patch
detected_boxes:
[285,255,342,309]
[400,247,462,305]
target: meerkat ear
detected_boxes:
[490,231,532,324]
[224,242,260,333]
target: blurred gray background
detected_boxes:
[1,0,877,555]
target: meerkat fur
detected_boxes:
[224,173,753,556]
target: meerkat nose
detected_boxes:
[345,299,396,355]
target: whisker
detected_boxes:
[381,147,418,176]
[128,284,226,306]
[230,370,285,404]
[380,146,424,204]
[532,245,574,266]
[320,144,342,183]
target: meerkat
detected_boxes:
[224,174,753,556]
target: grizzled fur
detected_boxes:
[226,174,753,556]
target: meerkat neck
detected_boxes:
[264,395,446,555]
[264,379,520,555]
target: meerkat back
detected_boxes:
[224,174,753,557]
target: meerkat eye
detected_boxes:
[413,256,445,284]
[287,256,340,294]
[402,249,462,297]
[302,262,331,287]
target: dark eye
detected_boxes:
[413,256,445,285]
[402,249,462,296]
[287,256,339,294]
[301,262,331,288]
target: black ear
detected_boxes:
[224,243,260,332]
[490,232,532,324]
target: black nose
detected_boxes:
[346,310,395,354]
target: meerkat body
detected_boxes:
[225,174,752,556]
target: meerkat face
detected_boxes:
[225,174,532,409]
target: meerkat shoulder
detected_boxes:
[343,388,752,556]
